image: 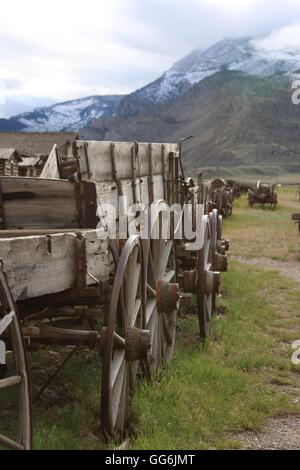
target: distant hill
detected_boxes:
[0,95,124,132]
[82,71,300,174]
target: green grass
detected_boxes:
[129,262,300,450]
[222,187,300,261]
[0,350,106,450]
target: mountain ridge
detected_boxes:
[0,95,124,133]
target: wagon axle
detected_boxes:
[182,268,220,295]
[100,326,151,361]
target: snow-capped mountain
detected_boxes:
[0,95,124,132]
[117,36,300,116]
[3,33,300,132]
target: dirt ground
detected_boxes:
[234,416,300,450]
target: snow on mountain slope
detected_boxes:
[117,36,300,116]
[5,95,124,132]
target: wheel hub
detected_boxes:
[156,279,180,313]
[125,327,150,362]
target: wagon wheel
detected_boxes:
[101,236,149,439]
[142,201,179,375]
[0,264,32,450]
[197,216,220,340]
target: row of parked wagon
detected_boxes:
[0,140,231,449]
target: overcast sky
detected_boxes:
[2,0,300,117]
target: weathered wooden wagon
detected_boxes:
[0,140,229,450]
[248,181,278,208]
[207,178,233,218]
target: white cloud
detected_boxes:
[2,0,300,116]
[198,0,257,10]
[253,21,300,52]
[0,0,170,114]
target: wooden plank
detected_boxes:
[40,144,60,179]
[0,177,79,229]
[0,230,111,301]
[95,175,164,238]
[75,141,179,181]
[0,375,21,390]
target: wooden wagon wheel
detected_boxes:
[101,236,150,439]
[197,216,220,340]
[0,264,32,450]
[142,201,179,375]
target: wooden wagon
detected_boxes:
[0,140,229,450]
[211,178,233,218]
[248,181,278,208]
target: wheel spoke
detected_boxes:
[130,298,142,327]
[126,263,141,326]
[111,350,126,389]
[149,310,158,366]
[0,311,15,335]
[158,241,173,279]
[146,299,156,325]
[112,360,126,429]
[157,314,163,366]
[148,249,157,286]
[163,269,176,283]
[147,283,156,298]
[113,332,126,348]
